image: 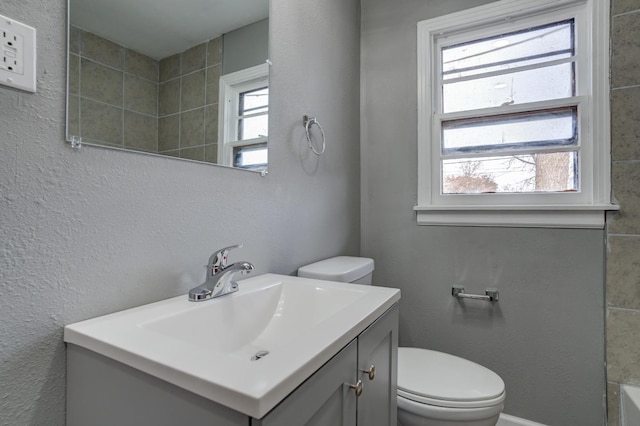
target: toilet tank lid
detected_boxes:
[297,256,374,283]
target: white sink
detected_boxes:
[64,273,400,418]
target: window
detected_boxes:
[219,63,269,171]
[416,0,616,228]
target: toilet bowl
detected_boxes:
[397,347,504,426]
[298,256,505,426]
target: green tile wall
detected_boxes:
[607,2,640,425]
[158,39,222,162]
[68,26,158,152]
[68,27,221,162]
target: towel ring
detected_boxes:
[304,115,326,155]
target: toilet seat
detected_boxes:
[398,389,505,409]
[398,347,505,409]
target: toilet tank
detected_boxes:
[297,256,374,285]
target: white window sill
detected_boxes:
[414,204,620,228]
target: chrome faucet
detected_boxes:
[188,244,255,302]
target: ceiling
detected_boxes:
[70,0,269,60]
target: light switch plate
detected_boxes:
[0,14,36,93]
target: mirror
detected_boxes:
[66,0,270,172]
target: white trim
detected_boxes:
[497,412,548,426]
[415,0,616,228]
[218,63,269,167]
[590,0,611,204]
[418,0,586,33]
[417,14,433,206]
[436,96,585,122]
[415,204,618,228]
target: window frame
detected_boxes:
[218,63,269,170]
[415,0,617,228]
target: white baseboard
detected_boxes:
[497,413,547,426]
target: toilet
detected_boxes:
[298,256,505,426]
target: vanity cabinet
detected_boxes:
[356,302,398,426]
[67,304,398,426]
[253,304,398,426]
[252,339,358,426]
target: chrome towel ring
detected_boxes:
[303,115,326,155]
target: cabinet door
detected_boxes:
[253,339,358,426]
[66,345,248,426]
[357,304,399,426]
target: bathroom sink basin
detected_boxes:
[141,275,373,357]
[64,273,400,418]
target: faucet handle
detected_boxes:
[206,244,243,277]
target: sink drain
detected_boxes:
[251,350,269,361]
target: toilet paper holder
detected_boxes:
[452,286,499,302]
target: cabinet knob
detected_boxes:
[362,364,375,381]
[348,379,363,397]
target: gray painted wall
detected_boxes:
[360,1,606,425]
[0,0,361,424]
[223,18,269,75]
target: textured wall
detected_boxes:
[0,0,361,424]
[360,0,606,424]
[606,2,640,425]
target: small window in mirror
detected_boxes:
[238,86,269,141]
[219,63,269,170]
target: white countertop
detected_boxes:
[64,273,400,418]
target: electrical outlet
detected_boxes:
[2,29,24,74]
[0,14,36,92]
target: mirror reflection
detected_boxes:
[66,0,269,171]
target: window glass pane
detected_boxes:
[233,143,268,169]
[443,63,574,113]
[239,87,269,114]
[442,107,577,155]
[442,20,574,80]
[442,151,578,194]
[238,114,268,141]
